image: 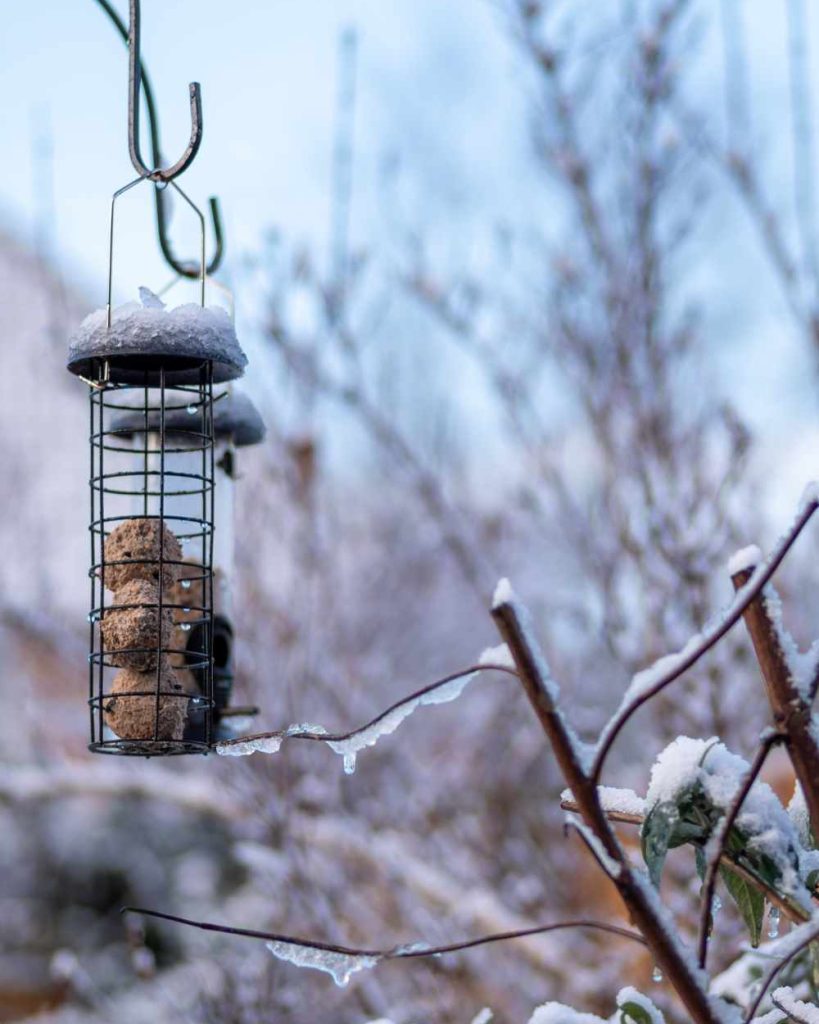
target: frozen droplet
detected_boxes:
[186,404,197,415]
[180,622,191,632]
[182,607,191,614]
[181,579,192,590]
[652,966,663,983]
[711,895,722,916]
[343,752,357,775]
[768,906,780,939]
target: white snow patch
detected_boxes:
[216,734,284,757]
[492,577,515,608]
[526,1004,605,1024]
[265,940,380,987]
[562,786,645,818]
[470,1010,494,1024]
[727,545,761,576]
[770,986,819,1022]
[479,643,514,669]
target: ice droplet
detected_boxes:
[265,940,380,986]
[186,404,197,415]
[180,623,191,632]
[181,579,192,590]
[712,895,722,916]
[768,906,780,939]
[343,752,357,775]
[652,966,663,983]
[182,607,191,614]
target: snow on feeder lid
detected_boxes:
[67,287,247,387]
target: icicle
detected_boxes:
[652,965,663,983]
[265,940,381,987]
[342,752,357,775]
[768,906,780,939]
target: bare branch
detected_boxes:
[122,906,647,961]
[216,661,517,754]
[591,494,819,785]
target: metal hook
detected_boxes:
[94,0,225,278]
[128,0,200,182]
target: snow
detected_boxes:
[644,736,809,903]
[770,987,819,1022]
[562,786,646,817]
[326,670,476,774]
[568,819,622,879]
[479,643,514,669]
[265,940,380,986]
[216,734,285,757]
[762,585,819,697]
[492,577,515,608]
[67,287,247,380]
[526,1004,604,1023]
[616,987,665,1023]
[727,545,761,576]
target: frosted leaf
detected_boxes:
[265,940,380,986]
[617,987,665,1022]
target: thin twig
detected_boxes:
[121,907,647,960]
[697,729,783,968]
[745,918,819,1021]
[591,496,819,786]
[216,662,518,751]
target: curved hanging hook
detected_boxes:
[93,0,225,278]
[128,0,201,182]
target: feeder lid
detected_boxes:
[67,288,248,386]
[112,388,266,447]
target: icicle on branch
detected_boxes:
[121,906,646,988]
[591,489,819,786]
[216,654,517,774]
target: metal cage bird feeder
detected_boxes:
[65,0,249,755]
[110,388,265,742]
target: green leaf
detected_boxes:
[641,802,679,887]
[619,1002,655,1024]
[720,865,765,947]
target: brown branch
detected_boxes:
[121,906,647,960]
[560,797,808,926]
[697,730,785,968]
[591,495,819,785]
[732,564,819,842]
[492,591,721,1024]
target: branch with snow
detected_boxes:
[122,906,645,988]
[216,652,517,774]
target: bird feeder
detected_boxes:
[67,270,247,755]
[109,387,265,742]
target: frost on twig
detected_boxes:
[216,646,516,773]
